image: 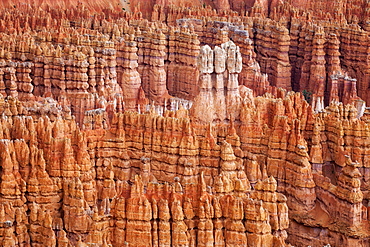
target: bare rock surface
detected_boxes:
[0,1,369,246]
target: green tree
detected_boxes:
[302,89,312,104]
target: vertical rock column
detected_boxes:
[224,197,247,246]
[213,45,227,121]
[167,25,200,100]
[74,129,96,207]
[309,27,326,112]
[148,30,169,104]
[197,181,214,247]
[103,45,120,95]
[339,25,370,105]
[29,203,57,246]
[112,197,126,245]
[65,49,93,124]
[51,46,67,102]
[244,199,273,246]
[251,177,289,246]
[117,31,145,111]
[32,46,45,97]
[224,41,242,121]
[158,199,171,246]
[213,197,225,247]
[42,44,53,98]
[0,65,5,97]
[171,199,190,246]
[4,61,18,98]
[253,19,291,90]
[289,18,301,92]
[325,33,341,105]
[15,62,34,100]
[62,177,91,235]
[273,23,291,90]
[86,47,96,95]
[297,23,315,93]
[125,175,153,247]
[191,45,215,123]
[234,29,269,96]
[324,28,360,106]
[138,26,169,104]
[299,23,315,92]
[336,160,363,225]
[27,147,61,220]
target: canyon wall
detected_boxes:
[0,0,370,247]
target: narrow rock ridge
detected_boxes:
[0,1,369,246]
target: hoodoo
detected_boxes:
[0,0,369,246]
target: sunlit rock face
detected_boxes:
[1,1,370,246]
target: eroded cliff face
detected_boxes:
[0,1,370,247]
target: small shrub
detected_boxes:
[302,89,312,104]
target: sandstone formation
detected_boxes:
[1,0,370,247]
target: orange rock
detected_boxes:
[0,1,369,247]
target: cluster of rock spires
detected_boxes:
[1,0,370,246]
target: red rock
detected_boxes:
[0,1,369,247]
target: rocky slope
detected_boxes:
[0,0,370,246]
